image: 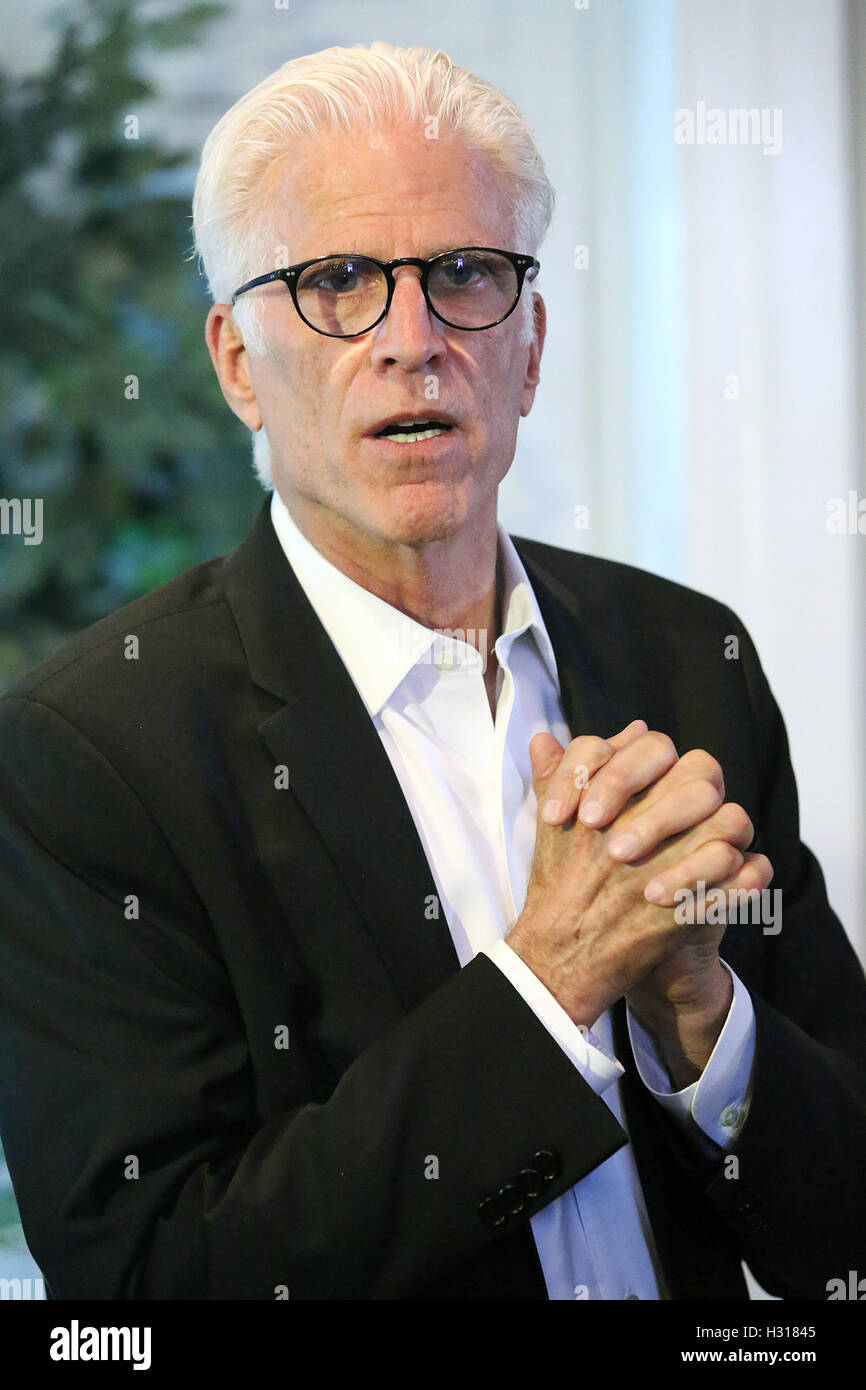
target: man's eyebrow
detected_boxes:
[423,244,485,257]
[318,244,480,260]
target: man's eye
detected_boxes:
[309,261,377,294]
[316,270,359,292]
[440,258,485,286]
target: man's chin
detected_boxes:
[366,494,473,548]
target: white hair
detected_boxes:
[192,41,554,489]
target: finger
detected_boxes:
[669,747,725,800]
[605,718,650,751]
[529,733,567,800]
[540,736,614,824]
[743,851,774,886]
[692,801,755,854]
[539,719,648,825]
[647,851,774,920]
[643,839,746,906]
[707,853,774,898]
[597,745,726,828]
[577,730,679,828]
[606,777,723,861]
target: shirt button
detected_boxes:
[432,645,456,670]
[721,1105,741,1128]
[624,1291,640,1300]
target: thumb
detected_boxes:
[529,732,565,795]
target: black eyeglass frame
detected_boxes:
[230,246,541,336]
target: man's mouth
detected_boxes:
[373,417,455,443]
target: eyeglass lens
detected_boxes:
[294,250,520,335]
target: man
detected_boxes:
[0,42,863,1301]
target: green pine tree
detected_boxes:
[0,0,261,687]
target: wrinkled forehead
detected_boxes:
[254,120,518,261]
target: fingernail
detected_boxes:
[609,832,639,859]
[542,799,563,824]
[644,879,665,902]
[579,800,604,825]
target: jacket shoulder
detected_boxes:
[510,534,743,633]
[5,553,232,707]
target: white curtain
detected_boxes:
[495,0,865,963]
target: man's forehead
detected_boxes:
[258,123,514,253]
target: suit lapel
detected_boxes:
[224,502,460,1013]
[512,536,680,743]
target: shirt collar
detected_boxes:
[269,489,560,716]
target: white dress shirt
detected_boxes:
[269,489,756,1300]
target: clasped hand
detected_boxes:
[506,719,773,1080]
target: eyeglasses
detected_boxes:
[230,246,540,337]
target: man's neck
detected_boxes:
[278,490,503,660]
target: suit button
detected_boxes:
[516,1166,545,1200]
[477,1195,507,1228]
[530,1149,563,1183]
[737,1197,768,1231]
[497,1183,526,1219]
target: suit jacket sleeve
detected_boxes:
[0,694,628,1300]
[656,619,866,1300]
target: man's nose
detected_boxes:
[369,265,446,369]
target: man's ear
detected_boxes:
[519,292,546,418]
[205,303,263,432]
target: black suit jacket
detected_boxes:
[0,500,864,1300]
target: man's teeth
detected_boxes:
[386,427,447,442]
[378,419,450,442]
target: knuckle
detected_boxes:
[719,801,753,843]
[695,777,724,812]
[596,765,629,799]
[725,843,745,876]
[749,852,774,885]
[681,748,724,787]
[572,735,612,763]
[646,730,678,762]
[563,737,612,792]
[561,739,610,790]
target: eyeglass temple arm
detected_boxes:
[231,270,289,305]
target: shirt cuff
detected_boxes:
[626,961,756,1149]
[484,938,623,1095]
